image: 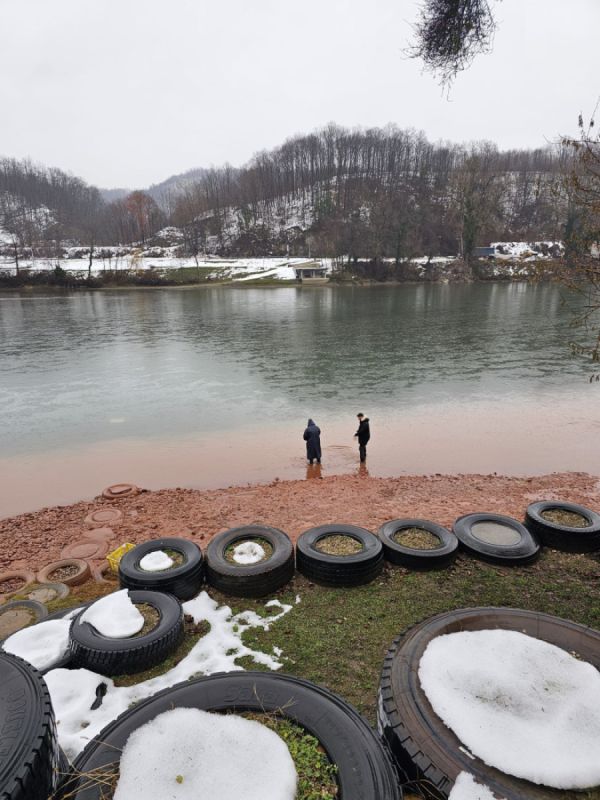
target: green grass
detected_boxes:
[156,266,228,284]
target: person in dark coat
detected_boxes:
[303,418,322,465]
[354,413,370,462]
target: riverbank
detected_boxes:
[2,471,599,572]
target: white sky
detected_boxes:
[0,0,598,189]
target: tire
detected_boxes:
[0,652,61,800]
[0,599,48,640]
[37,559,91,587]
[525,501,600,553]
[118,538,204,601]
[453,513,540,565]
[205,525,295,598]
[378,519,459,569]
[378,607,600,799]
[64,672,401,800]
[68,590,184,676]
[296,524,384,586]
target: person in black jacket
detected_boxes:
[354,413,370,462]
[303,418,322,465]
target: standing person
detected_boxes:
[303,418,321,465]
[354,413,370,463]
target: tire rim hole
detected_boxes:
[540,509,590,528]
[225,538,274,565]
[392,527,443,550]
[314,535,364,555]
[470,521,522,546]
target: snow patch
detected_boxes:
[449,772,501,800]
[2,619,71,671]
[113,707,297,800]
[139,550,174,572]
[232,541,266,564]
[46,591,292,758]
[79,589,144,638]
[419,629,600,789]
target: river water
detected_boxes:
[1,283,598,516]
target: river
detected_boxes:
[1,283,598,517]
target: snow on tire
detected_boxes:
[118,537,204,601]
[378,607,600,799]
[0,652,62,800]
[68,590,184,676]
[62,672,401,800]
[205,525,295,598]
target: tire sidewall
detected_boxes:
[453,513,540,565]
[378,519,459,568]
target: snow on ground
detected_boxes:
[2,619,71,671]
[46,591,293,758]
[419,629,600,789]
[139,550,174,572]
[113,707,297,800]
[79,590,144,638]
[232,541,266,564]
[448,773,501,800]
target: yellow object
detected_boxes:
[107,543,136,573]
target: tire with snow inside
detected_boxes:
[525,501,600,552]
[205,525,295,598]
[296,524,383,586]
[118,537,204,601]
[68,590,184,676]
[63,671,401,800]
[0,652,61,800]
[452,512,540,565]
[378,607,600,799]
[378,518,459,569]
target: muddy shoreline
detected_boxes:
[1,471,598,573]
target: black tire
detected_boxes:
[205,525,295,598]
[378,607,600,799]
[118,537,204,601]
[296,524,383,586]
[64,671,401,800]
[525,501,600,553]
[0,652,61,800]
[68,590,184,676]
[453,513,540,565]
[378,519,459,569]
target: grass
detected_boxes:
[44,549,600,798]
[155,266,227,284]
[392,527,443,549]
[314,534,363,555]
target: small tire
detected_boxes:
[118,538,204,601]
[0,652,61,800]
[68,590,184,676]
[453,513,540,565]
[37,559,91,587]
[205,525,295,598]
[378,519,459,569]
[0,570,36,603]
[63,672,401,800]
[0,600,48,640]
[296,524,383,586]
[525,501,600,552]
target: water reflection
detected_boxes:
[0,283,587,458]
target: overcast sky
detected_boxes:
[1,0,598,189]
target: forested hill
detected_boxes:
[0,125,576,261]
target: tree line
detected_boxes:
[0,124,596,268]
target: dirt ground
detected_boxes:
[2,471,599,573]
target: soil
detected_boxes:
[0,577,25,594]
[133,602,160,637]
[224,538,274,564]
[541,508,590,528]
[1,472,599,574]
[315,535,363,555]
[0,607,35,638]
[48,564,80,581]
[392,527,442,550]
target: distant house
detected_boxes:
[294,261,328,283]
[473,246,496,258]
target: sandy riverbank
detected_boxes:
[1,471,599,572]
